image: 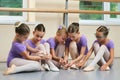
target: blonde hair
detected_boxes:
[57,25,67,36]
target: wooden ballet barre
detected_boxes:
[73,0,120,2]
[0,8,120,14]
[0,8,67,13]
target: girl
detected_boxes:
[64,22,88,69]
[77,26,114,72]
[26,24,59,71]
[47,25,67,68]
[4,22,42,75]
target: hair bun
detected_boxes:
[106,26,110,31]
[14,21,22,27]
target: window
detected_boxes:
[79,1,120,25]
[0,0,27,24]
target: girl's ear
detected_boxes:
[77,32,80,34]
[56,32,60,36]
[16,33,19,37]
[33,31,35,35]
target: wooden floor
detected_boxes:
[0,58,120,80]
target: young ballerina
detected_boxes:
[64,22,88,69]
[47,25,67,68]
[26,24,59,71]
[4,22,43,75]
[77,25,114,72]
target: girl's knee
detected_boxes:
[36,44,44,50]
[101,45,106,48]
[44,43,50,47]
[93,42,99,48]
[69,41,77,49]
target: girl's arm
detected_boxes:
[72,46,86,64]
[106,48,114,65]
[83,46,94,63]
[101,48,114,70]
[50,48,61,62]
[64,47,69,61]
[77,46,94,67]
[21,51,41,61]
[26,43,39,53]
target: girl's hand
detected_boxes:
[34,49,39,53]
[59,58,64,65]
[46,53,52,60]
[45,54,52,60]
[38,51,44,54]
[100,64,108,71]
[63,59,68,65]
[76,62,85,68]
[66,61,74,68]
[35,56,42,61]
[42,54,49,60]
[48,54,52,60]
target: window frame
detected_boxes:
[0,0,27,24]
[79,2,120,25]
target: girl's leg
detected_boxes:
[35,44,50,71]
[35,44,46,55]
[84,44,110,71]
[55,44,65,58]
[4,58,41,75]
[44,43,50,55]
[68,41,79,69]
[69,41,78,60]
[51,44,65,68]
[44,43,59,71]
[77,55,88,68]
[31,44,49,71]
[93,43,108,66]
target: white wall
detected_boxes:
[0,0,119,61]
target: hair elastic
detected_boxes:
[58,25,62,30]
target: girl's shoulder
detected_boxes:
[80,34,87,41]
[108,39,114,44]
[25,39,33,46]
[47,37,55,42]
[106,39,114,47]
[40,39,46,44]
[26,39,31,44]
[12,41,26,49]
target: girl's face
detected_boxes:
[95,31,106,42]
[57,34,67,44]
[33,30,45,43]
[17,33,29,42]
[68,32,79,41]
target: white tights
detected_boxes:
[87,42,110,67]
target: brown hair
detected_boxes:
[34,24,45,32]
[68,22,79,33]
[15,22,30,35]
[97,25,109,37]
